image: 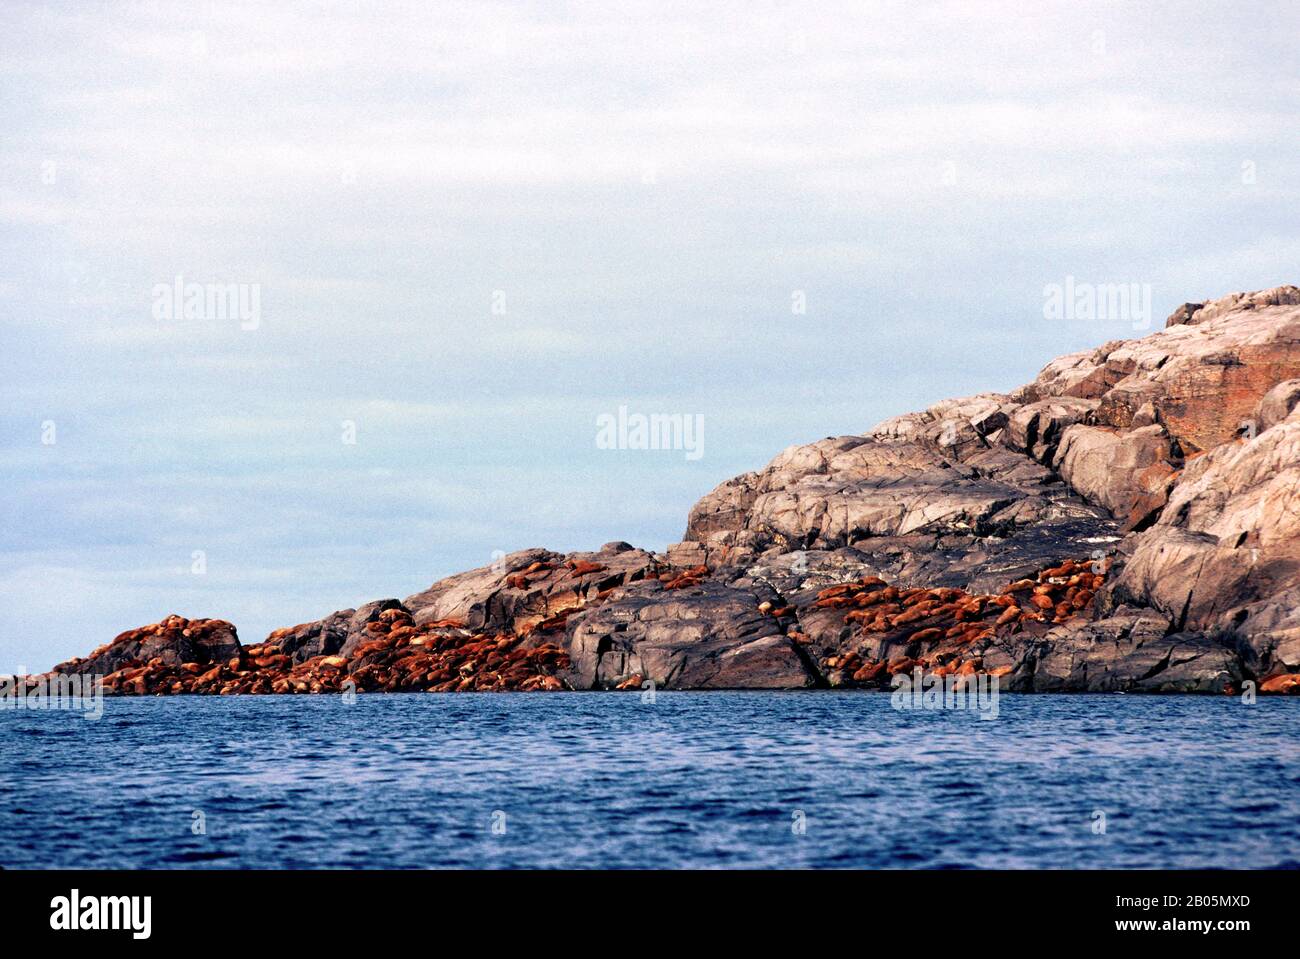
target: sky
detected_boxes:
[2,1,1298,671]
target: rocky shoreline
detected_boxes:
[40,285,1300,695]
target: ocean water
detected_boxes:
[3,692,1298,869]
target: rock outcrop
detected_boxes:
[564,579,812,690]
[49,615,240,683]
[40,285,1300,695]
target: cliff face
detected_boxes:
[45,285,1300,695]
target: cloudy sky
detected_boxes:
[3,1,1297,671]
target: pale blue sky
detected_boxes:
[3,1,1298,670]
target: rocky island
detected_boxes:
[40,286,1300,696]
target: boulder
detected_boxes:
[403,543,660,633]
[1004,397,1099,463]
[51,615,240,677]
[267,599,406,663]
[1053,423,1178,526]
[1029,610,1240,693]
[563,580,815,689]
[1252,379,1300,434]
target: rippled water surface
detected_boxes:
[4,692,1298,868]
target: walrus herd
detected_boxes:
[40,555,1115,696]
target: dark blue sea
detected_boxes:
[3,692,1298,869]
